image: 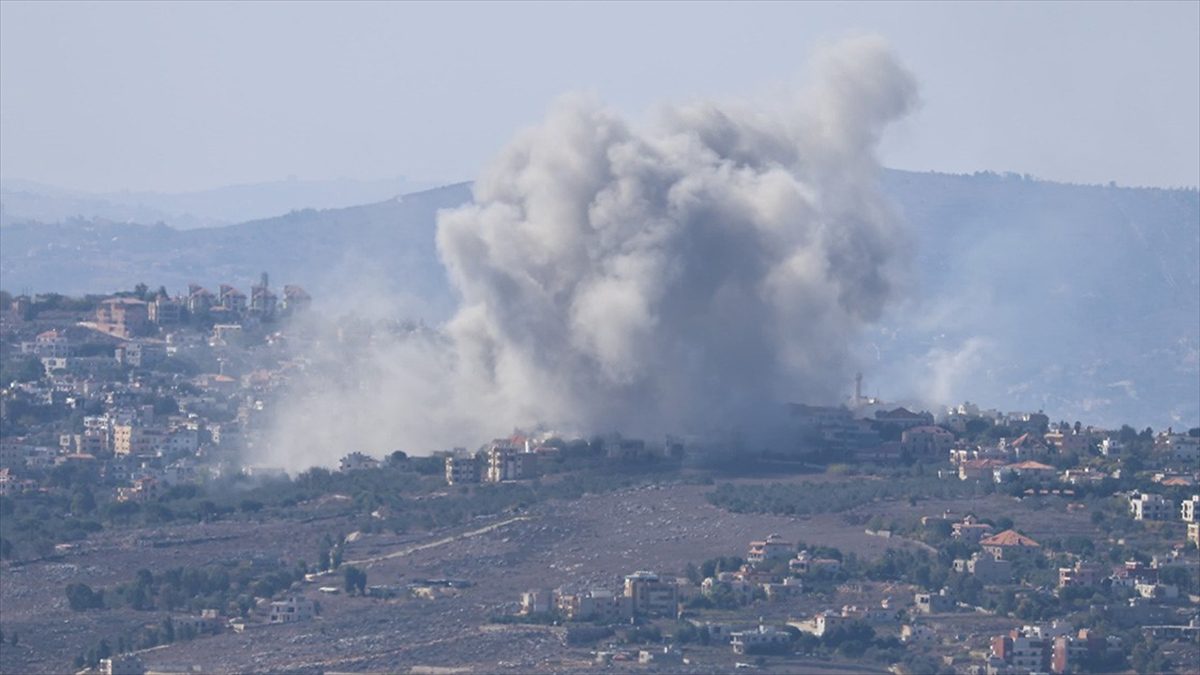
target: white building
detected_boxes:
[1129,492,1173,521]
[269,596,314,623]
[1182,495,1200,523]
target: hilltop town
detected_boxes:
[1,281,1198,675]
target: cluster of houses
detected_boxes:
[0,280,312,504]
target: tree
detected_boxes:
[133,283,149,300]
[66,583,104,611]
[343,566,366,595]
[71,487,97,515]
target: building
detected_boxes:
[556,589,633,623]
[874,407,935,430]
[485,442,537,482]
[445,454,482,485]
[960,458,1008,481]
[148,292,181,326]
[282,285,312,313]
[994,460,1057,483]
[21,329,72,358]
[989,630,1051,674]
[915,589,955,614]
[1128,492,1173,521]
[520,589,553,615]
[980,530,1041,560]
[269,596,314,623]
[952,515,996,543]
[95,298,149,338]
[116,342,166,368]
[789,550,842,576]
[1044,430,1091,453]
[1051,629,1107,675]
[623,571,678,617]
[112,425,166,456]
[747,533,794,565]
[730,624,791,654]
[98,655,146,675]
[899,425,955,459]
[953,551,1013,584]
[338,452,379,472]
[249,273,277,320]
[1188,522,1199,549]
[1180,495,1200,523]
[1058,561,1104,589]
[218,285,247,313]
[701,573,754,605]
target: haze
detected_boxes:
[1,1,1197,194]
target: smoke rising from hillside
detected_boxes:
[264,37,917,469]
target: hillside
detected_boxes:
[1,171,1196,429]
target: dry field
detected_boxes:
[0,476,1092,673]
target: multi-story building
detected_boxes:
[485,443,537,482]
[269,596,314,623]
[1187,522,1199,549]
[148,292,181,326]
[980,530,1042,560]
[338,452,379,472]
[953,551,1013,584]
[95,298,149,338]
[520,589,553,615]
[21,329,72,358]
[730,625,791,654]
[1058,561,1103,589]
[113,425,165,456]
[1128,492,1173,521]
[623,571,678,617]
[445,454,482,485]
[556,589,633,622]
[899,425,955,458]
[789,550,842,576]
[747,533,794,565]
[1180,495,1200,523]
[218,285,247,314]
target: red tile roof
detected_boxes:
[980,529,1040,548]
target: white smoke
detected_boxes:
[264,37,918,468]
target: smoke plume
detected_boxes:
[264,37,917,469]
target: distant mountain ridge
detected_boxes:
[0,175,436,229]
[1,171,1196,430]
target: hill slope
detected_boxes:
[2,171,1196,428]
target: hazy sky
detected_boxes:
[1,1,1197,193]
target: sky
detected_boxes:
[1,1,1197,194]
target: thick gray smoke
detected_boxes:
[264,37,917,469]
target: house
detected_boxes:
[218,285,247,313]
[1051,629,1109,675]
[915,589,955,614]
[1044,430,1091,453]
[789,550,842,576]
[1189,523,1199,550]
[556,589,633,622]
[98,654,146,675]
[960,459,1007,481]
[701,572,754,605]
[730,624,791,654]
[747,533,794,565]
[445,453,482,485]
[1180,495,1200,522]
[1058,561,1103,589]
[874,407,934,430]
[624,571,678,617]
[952,515,995,543]
[953,551,1013,584]
[899,425,955,459]
[269,596,314,623]
[520,589,553,615]
[1008,432,1049,457]
[338,452,379,472]
[1128,492,1173,521]
[980,530,1041,560]
[95,298,149,338]
[21,329,72,358]
[485,442,537,482]
[994,460,1057,483]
